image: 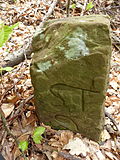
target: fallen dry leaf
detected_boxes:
[100,139,112,151]
[101,129,111,141]
[63,137,89,156]
[95,150,106,160]
[1,103,14,118]
[6,94,21,103]
[51,151,58,159]
[58,130,73,146]
[104,151,119,160]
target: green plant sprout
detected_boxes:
[70,3,76,9]
[0,20,19,47]
[86,2,94,11]
[18,126,45,154]
[0,21,19,73]
[32,126,45,144]
[18,141,29,152]
[0,67,13,72]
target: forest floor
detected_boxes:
[0,0,120,160]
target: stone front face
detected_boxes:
[30,15,111,141]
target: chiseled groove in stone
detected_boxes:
[55,114,79,131]
[82,90,85,112]
[42,71,49,79]
[50,85,66,106]
[49,83,100,114]
[50,83,100,93]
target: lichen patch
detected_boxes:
[64,28,89,59]
[36,61,52,72]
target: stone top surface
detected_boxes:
[32,15,111,63]
[45,14,110,25]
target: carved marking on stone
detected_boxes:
[50,83,99,112]
[55,115,79,131]
[82,90,85,111]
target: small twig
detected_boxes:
[105,111,119,131]
[81,0,88,16]
[0,111,27,159]
[100,5,120,11]
[0,131,7,151]
[58,152,81,160]
[0,110,18,143]
[66,0,71,17]
[113,43,120,51]
[39,0,59,29]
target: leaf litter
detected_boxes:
[0,0,120,160]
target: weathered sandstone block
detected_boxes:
[30,15,111,141]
